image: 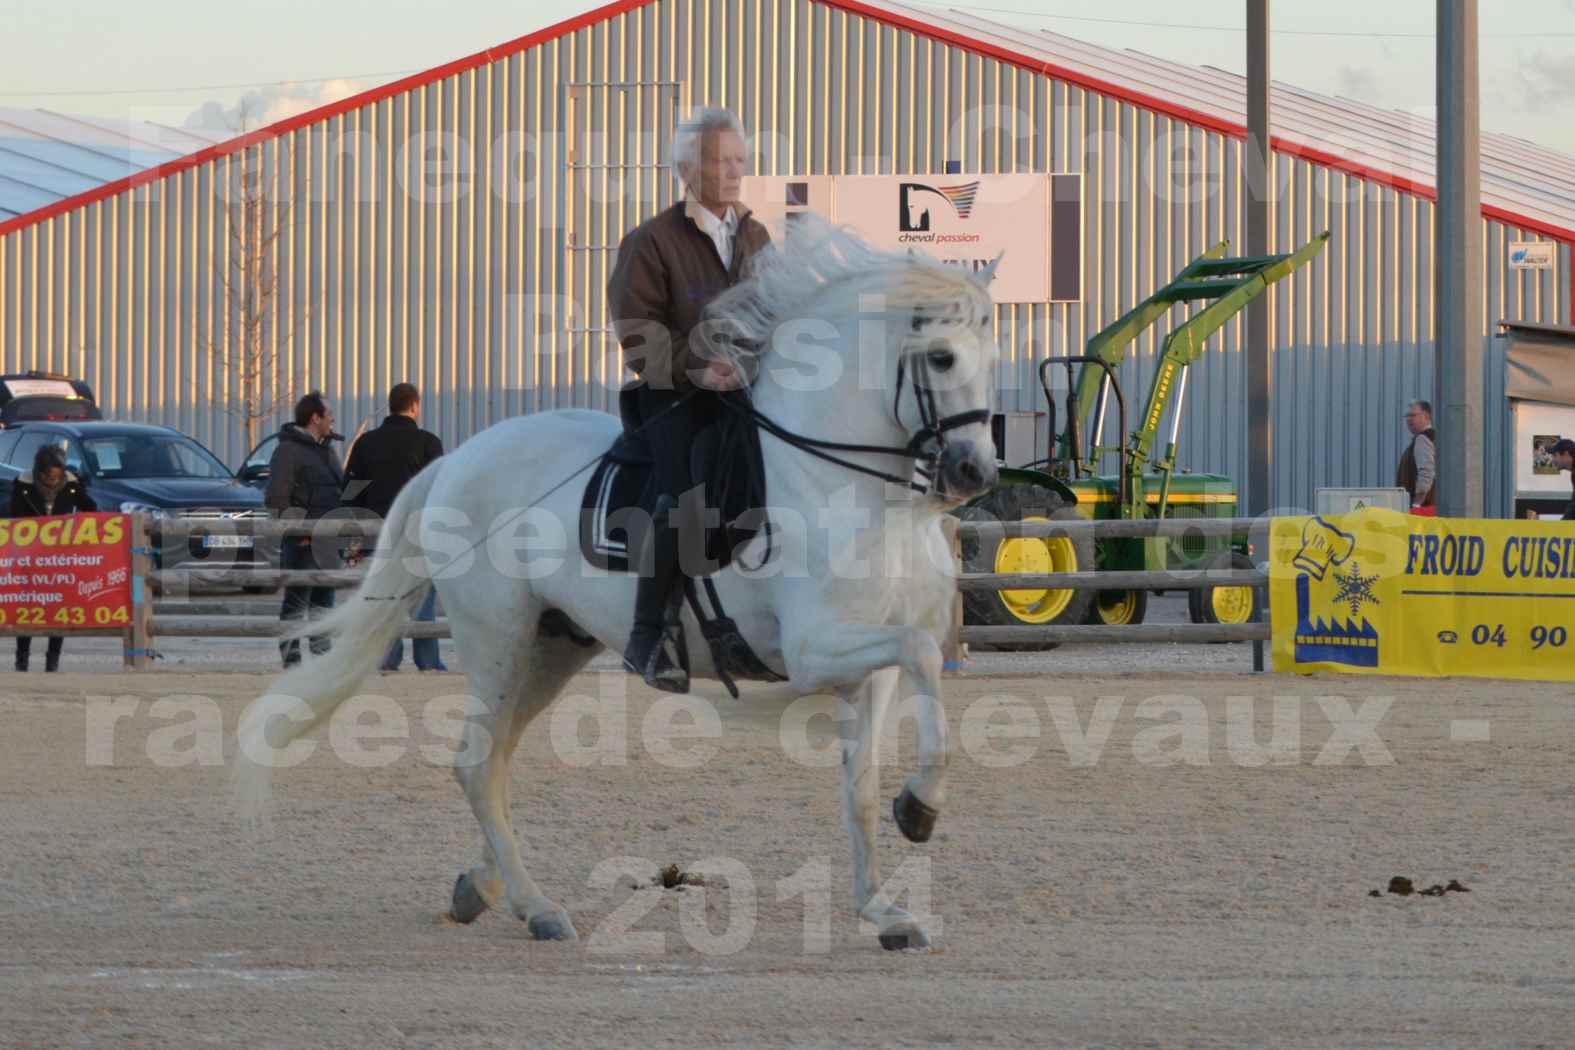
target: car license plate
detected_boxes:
[202,535,253,548]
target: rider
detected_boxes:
[606,107,771,692]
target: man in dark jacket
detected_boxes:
[344,382,446,672]
[1549,438,1575,520]
[606,106,771,692]
[266,391,345,667]
[1397,400,1437,515]
[9,445,97,672]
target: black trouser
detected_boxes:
[631,385,718,627]
[15,636,62,671]
[637,384,718,512]
[279,536,338,665]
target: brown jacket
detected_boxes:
[607,202,771,391]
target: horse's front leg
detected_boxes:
[785,619,951,838]
[837,669,930,950]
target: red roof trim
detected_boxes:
[4,0,1574,251]
[0,0,658,239]
[818,0,1575,246]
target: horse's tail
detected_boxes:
[233,463,442,819]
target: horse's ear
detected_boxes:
[977,252,1005,287]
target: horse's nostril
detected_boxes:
[959,460,982,484]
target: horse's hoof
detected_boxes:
[527,908,579,942]
[893,786,938,843]
[878,925,932,951]
[449,873,490,924]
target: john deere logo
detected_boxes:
[898,181,980,231]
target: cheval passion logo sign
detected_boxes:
[740,173,1082,303]
[839,174,1050,302]
[896,180,981,234]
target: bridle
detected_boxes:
[722,341,991,498]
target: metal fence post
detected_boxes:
[1251,582,1266,673]
[125,513,155,669]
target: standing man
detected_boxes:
[9,445,96,672]
[1548,437,1575,520]
[266,391,345,668]
[606,106,771,692]
[344,382,447,672]
[1397,399,1437,516]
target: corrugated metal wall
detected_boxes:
[0,0,1569,512]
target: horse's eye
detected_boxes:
[927,349,956,372]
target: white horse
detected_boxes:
[234,222,1000,951]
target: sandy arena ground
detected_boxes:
[2,609,1574,1048]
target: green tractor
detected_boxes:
[959,232,1329,642]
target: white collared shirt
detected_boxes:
[685,195,740,269]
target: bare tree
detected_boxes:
[204,101,302,453]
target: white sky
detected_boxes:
[5,0,1574,153]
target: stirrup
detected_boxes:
[622,628,689,694]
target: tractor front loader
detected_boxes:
[959,232,1329,646]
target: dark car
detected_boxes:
[0,371,102,423]
[0,421,272,577]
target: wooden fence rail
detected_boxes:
[123,514,1275,666]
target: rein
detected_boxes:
[719,349,990,497]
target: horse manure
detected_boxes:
[1373,875,1472,898]
[654,864,707,889]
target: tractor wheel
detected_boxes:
[957,485,1093,651]
[1188,552,1259,626]
[1087,587,1149,626]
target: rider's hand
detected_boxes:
[697,358,743,391]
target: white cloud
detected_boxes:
[184,79,363,133]
[1334,64,1382,104]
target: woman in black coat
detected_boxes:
[9,445,97,672]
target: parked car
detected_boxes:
[0,371,102,423]
[0,421,274,582]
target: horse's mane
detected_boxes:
[701,215,993,367]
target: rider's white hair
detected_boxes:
[670,107,747,173]
[699,215,994,369]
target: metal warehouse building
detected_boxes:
[1,0,1572,513]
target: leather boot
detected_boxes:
[622,503,689,693]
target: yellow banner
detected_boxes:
[1270,509,1575,680]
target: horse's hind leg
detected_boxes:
[840,668,931,951]
[448,608,602,940]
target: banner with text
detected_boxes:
[739,173,1083,303]
[0,513,132,632]
[1271,509,1575,681]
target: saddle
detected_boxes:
[580,384,785,697]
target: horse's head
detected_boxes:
[879,261,1001,505]
[703,217,1000,505]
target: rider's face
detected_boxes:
[683,130,746,209]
